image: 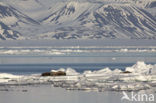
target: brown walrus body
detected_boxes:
[41,71,66,76]
[121,71,132,74]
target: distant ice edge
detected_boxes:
[0,61,156,92]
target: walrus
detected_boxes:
[41,71,66,76]
[121,71,132,74]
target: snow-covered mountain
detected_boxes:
[0,0,156,40]
[0,2,40,40]
[41,2,156,39]
[0,2,39,26]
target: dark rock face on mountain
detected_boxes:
[0,22,21,40]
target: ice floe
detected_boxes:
[125,61,156,75]
[0,61,156,92]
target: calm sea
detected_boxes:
[0,63,135,75]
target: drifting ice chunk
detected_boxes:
[0,73,21,83]
[51,68,65,72]
[83,68,122,77]
[51,68,80,76]
[125,61,154,75]
[0,73,20,79]
[94,68,112,74]
[112,83,151,91]
[66,68,80,76]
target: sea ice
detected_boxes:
[126,61,156,75]
[0,61,156,92]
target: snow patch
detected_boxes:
[0,17,18,26]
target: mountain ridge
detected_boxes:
[0,0,156,40]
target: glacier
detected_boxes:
[0,61,156,92]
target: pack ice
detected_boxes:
[0,61,156,92]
